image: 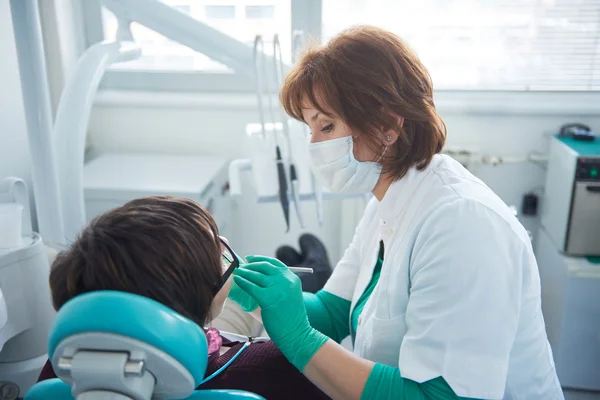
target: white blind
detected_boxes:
[322,0,600,91]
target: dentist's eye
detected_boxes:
[321,123,334,133]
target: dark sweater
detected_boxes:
[38,328,330,400]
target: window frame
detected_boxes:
[80,0,600,114]
[81,0,322,92]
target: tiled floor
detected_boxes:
[564,390,600,400]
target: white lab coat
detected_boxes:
[324,154,563,400]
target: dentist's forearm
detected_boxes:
[301,340,469,400]
[303,339,374,400]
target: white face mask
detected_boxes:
[308,136,382,194]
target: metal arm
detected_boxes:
[54,41,141,243]
[101,0,281,78]
[10,0,65,249]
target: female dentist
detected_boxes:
[229,26,563,400]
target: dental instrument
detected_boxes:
[254,35,290,232]
[220,331,270,344]
[274,34,305,229]
[288,267,314,274]
[235,250,314,275]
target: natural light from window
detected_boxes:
[322,0,600,90]
[102,0,292,73]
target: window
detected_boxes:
[85,0,320,91]
[101,1,292,73]
[205,5,235,20]
[83,0,600,92]
[322,0,600,91]
[245,5,275,19]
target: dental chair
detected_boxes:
[24,291,265,400]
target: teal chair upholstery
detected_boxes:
[25,291,264,400]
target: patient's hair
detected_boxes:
[49,196,223,326]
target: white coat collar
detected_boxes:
[377,154,444,224]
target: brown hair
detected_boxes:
[281,25,446,181]
[49,196,223,326]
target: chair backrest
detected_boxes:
[25,291,264,400]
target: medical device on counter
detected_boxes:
[541,135,600,256]
[0,178,56,399]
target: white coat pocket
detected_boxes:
[357,314,407,367]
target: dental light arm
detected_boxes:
[10,0,65,250]
[101,0,281,78]
[55,42,141,243]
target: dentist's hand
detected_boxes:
[233,255,328,371]
[227,274,259,312]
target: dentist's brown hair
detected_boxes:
[281,25,446,181]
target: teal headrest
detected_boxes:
[25,380,266,400]
[25,379,72,399]
[48,291,208,385]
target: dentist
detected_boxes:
[230,26,563,400]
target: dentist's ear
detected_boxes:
[380,113,404,146]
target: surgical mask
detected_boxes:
[308,136,383,194]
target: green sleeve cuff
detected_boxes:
[303,290,351,343]
[362,363,479,400]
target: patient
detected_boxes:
[38,196,330,400]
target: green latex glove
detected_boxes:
[233,255,329,371]
[228,276,259,312]
[226,253,259,312]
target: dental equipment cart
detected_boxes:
[536,227,600,391]
[83,153,232,238]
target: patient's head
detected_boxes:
[49,196,232,327]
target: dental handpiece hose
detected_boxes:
[276,146,290,232]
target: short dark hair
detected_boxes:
[281,25,447,181]
[49,196,223,326]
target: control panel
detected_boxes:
[575,158,600,181]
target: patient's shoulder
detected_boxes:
[201,341,330,399]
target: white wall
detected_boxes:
[87,93,347,262]
[0,1,35,226]
[87,91,600,263]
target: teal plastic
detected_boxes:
[557,135,600,156]
[24,379,72,399]
[48,291,208,385]
[25,379,264,400]
[586,256,600,264]
[184,390,265,399]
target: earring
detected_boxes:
[386,135,392,142]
